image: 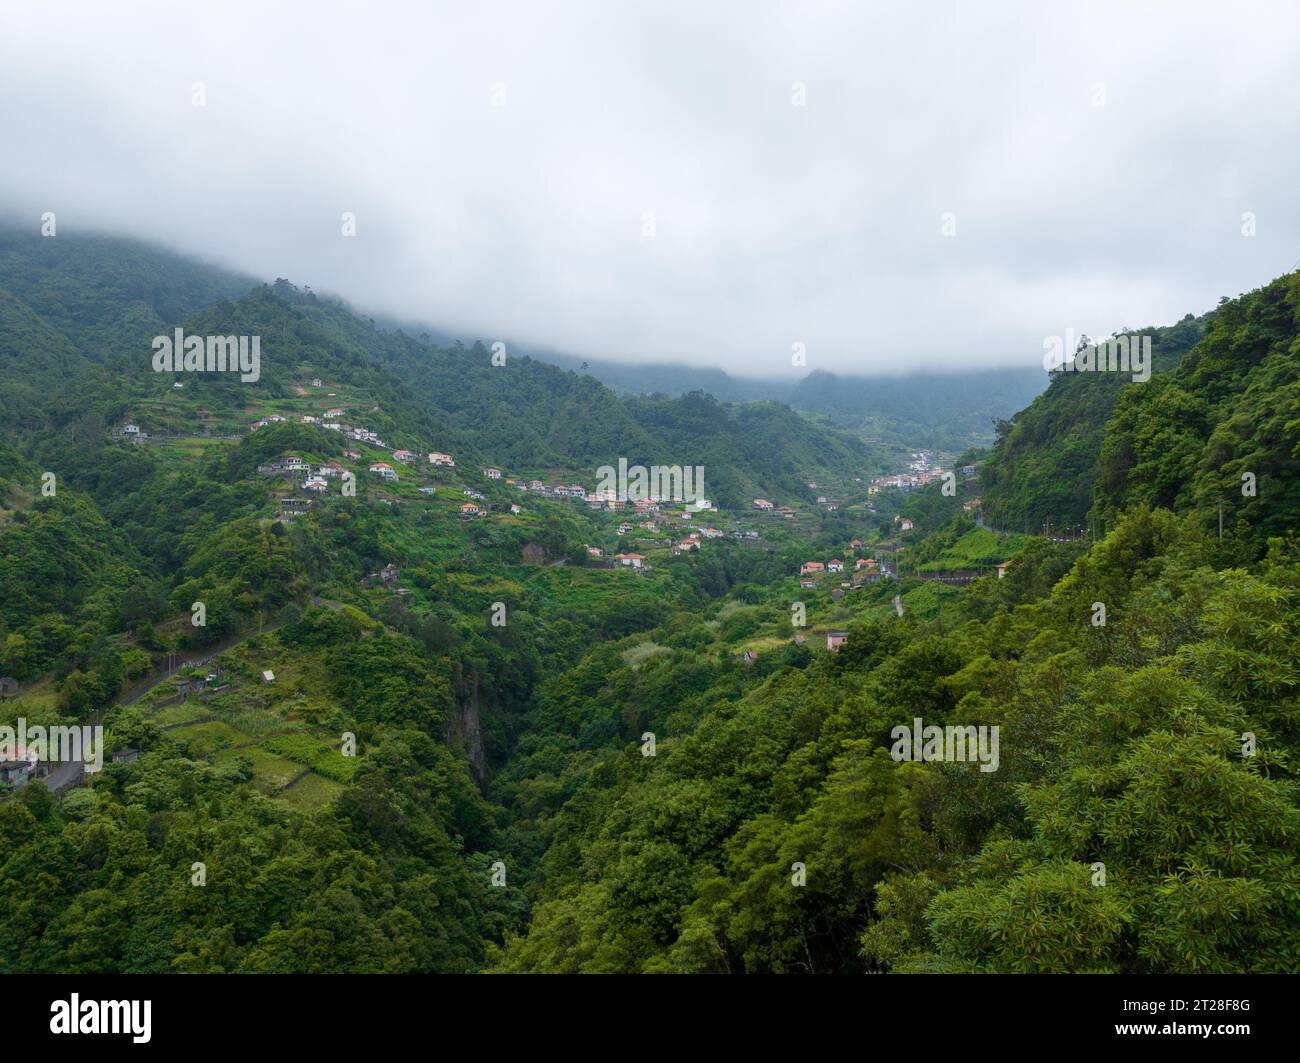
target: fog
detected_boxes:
[2,0,1297,376]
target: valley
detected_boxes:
[1,231,1297,975]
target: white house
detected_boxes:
[369,462,399,482]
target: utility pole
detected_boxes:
[1218,501,1223,539]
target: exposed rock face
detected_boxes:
[448,678,488,786]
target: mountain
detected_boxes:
[539,351,1047,453]
[785,367,1046,452]
[980,272,1300,546]
[978,312,1209,532]
[3,231,1298,977]
[0,230,879,507]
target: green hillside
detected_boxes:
[2,233,1298,975]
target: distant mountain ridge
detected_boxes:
[537,350,1047,451]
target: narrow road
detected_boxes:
[33,599,343,798]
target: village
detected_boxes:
[105,374,1001,611]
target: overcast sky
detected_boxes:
[2,0,1298,377]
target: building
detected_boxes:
[800,561,825,575]
[996,561,1012,579]
[826,630,849,651]
[460,502,482,516]
[303,477,328,494]
[510,504,522,514]
[279,498,312,518]
[484,467,502,480]
[428,452,456,467]
[0,676,21,695]
[393,450,416,464]
[614,553,644,569]
[777,506,796,519]
[827,560,844,573]
[899,518,914,531]
[752,499,774,511]
[0,757,33,788]
[369,462,398,481]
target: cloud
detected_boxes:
[1,0,1297,376]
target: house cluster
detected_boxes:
[797,540,880,589]
[111,423,150,444]
[867,453,948,496]
[250,414,288,430]
[260,454,348,488]
[342,424,385,446]
[365,562,402,586]
[251,410,389,449]
[521,479,588,500]
[672,534,700,555]
[0,746,47,789]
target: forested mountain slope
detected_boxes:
[2,234,1297,975]
[978,312,1207,531]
